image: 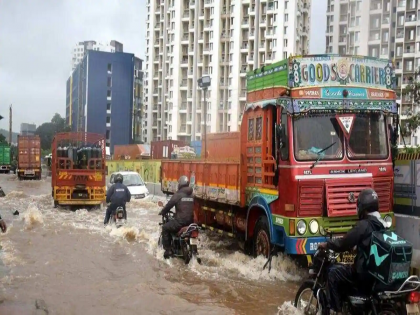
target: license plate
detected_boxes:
[190,238,199,245]
[24,170,34,175]
[406,303,420,315]
[337,251,356,264]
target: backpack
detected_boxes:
[366,230,413,285]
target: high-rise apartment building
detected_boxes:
[66,50,144,154]
[72,40,124,70]
[326,0,420,146]
[144,0,311,143]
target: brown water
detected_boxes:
[0,175,303,315]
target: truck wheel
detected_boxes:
[53,201,58,208]
[253,216,271,258]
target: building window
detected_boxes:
[285,14,288,22]
[107,90,112,98]
[107,63,112,73]
[107,103,111,110]
[106,130,110,140]
[106,116,111,124]
[107,77,112,87]
[284,26,287,35]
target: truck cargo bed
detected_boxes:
[161,160,241,205]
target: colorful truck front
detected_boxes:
[266,55,397,263]
[51,132,106,207]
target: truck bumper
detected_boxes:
[56,200,103,206]
[284,236,327,255]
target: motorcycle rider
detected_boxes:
[318,188,387,314]
[159,175,194,259]
[104,173,131,225]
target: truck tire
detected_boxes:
[53,201,58,208]
[253,216,271,258]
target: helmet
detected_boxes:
[357,188,379,219]
[114,173,123,184]
[178,175,189,189]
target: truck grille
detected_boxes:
[373,177,393,212]
[298,180,324,216]
[326,178,372,217]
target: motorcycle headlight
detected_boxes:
[297,220,307,235]
[383,215,392,229]
[309,219,319,234]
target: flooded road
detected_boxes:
[0,174,303,315]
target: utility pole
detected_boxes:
[9,105,12,145]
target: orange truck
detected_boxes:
[17,135,41,180]
[51,132,106,208]
[160,54,397,265]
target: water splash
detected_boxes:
[277,302,302,315]
[22,204,43,230]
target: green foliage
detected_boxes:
[0,134,6,143]
[401,77,420,138]
[399,146,420,154]
[35,113,71,151]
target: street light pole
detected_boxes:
[197,76,211,160]
[203,87,207,159]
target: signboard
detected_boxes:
[293,87,396,100]
[336,114,355,139]
[289,55,395,89]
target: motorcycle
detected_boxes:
[109,206,126,228]
[294,230,420,315]
[157,200,202,265]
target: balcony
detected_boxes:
[179,124,187,133]
[242,17,249,26]
[180,102,188,110]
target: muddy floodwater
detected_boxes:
[0,174,304,315]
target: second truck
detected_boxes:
[160,54,398,266]
[0,142,11,173]
[51,132,106,208]
[17,135,42,180]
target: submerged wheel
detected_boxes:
[294,280,320,315]
[182,242,190,264]
[253,216,271,258]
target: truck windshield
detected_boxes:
[293,115,343,161]
[123,174,145,186]
[347,113,388,160]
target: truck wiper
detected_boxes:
[310,142,336,169]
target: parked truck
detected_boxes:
[51,132,106,208]
[161,54,398,266]
[17,135,41,180]
[0,143,11,173]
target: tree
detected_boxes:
[401,71,420,142]
[0,134,6,143]
[35,113,71,150]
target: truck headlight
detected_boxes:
[297,220,307,235]
[383,215,392,229]
[309,219,319,234]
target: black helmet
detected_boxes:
[357,188,379,219]
[114,173,123,184]
[178,175,189,189]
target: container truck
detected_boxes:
[0,143,11,173]
[17,135,41,180]
[160,54,398,266]
[51,132,106,207]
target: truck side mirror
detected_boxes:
[276,124,289,161]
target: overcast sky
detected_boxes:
[0,0,326,132]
